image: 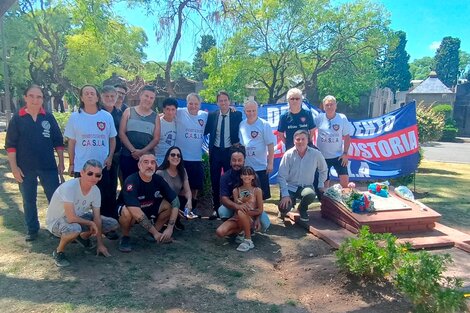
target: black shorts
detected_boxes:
[326,157,348,178]
[117,203,160,221]
[256,170,271,200]
[184,161,204,190]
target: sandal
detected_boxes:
[236,239,254,252]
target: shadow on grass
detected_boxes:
[0,175,25,234]
[0,273,299,313]
[417,168,460,176]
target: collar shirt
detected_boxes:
[277,146,328,197]
[215,111,231,148]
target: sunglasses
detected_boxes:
[289,97,301,101]
[86,171,102,178]
[170,153,181,158]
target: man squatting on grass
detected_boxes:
[46,159,119,267]
[278,130,328,222]
[117,153,179,252]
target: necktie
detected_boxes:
[220,114,227,148]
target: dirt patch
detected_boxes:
[0,201,413,313]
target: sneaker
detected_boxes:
[236,239,255,252]
[208,210,219,220]
[235,232,245,244]
[299,210,309,222]
[52,250,70,267]
[25,232,38,242]
[186,211,199,219]
[75,235,95,249]
[105,230,119,240]
[119,236,132,252]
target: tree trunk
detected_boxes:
[305,74,320,106]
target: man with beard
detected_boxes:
[117,153,179,252]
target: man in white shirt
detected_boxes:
[46,159,118,267]
[314,95,351,188]
[239,100,275,199]
[155,98,177,166]
[278,130,327,222]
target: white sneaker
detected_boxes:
[236,239,254,252]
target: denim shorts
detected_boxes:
[50,212,118,237]
[218,205,271,232]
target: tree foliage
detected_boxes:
[409,57,434,80]
[2,0,147,107]
[434,36,460,87]
[379,31,411,93]
[193,34,216,81]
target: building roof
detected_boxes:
[409,71,454,94]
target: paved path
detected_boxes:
[421,138,470,164]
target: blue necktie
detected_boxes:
[220,114,227,148]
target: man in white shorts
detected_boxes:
[46,159,118,267]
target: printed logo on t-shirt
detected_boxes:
[332,124,340,131]
[300,117,306,123]
[154,191,162,198]
[198,119,204,126]
[251,131,259,139]
[41,120,51,138]
[126,184,133,191]
[97,121,106,131]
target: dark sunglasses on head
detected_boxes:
[170,153,181,158]
[86,171,102,178]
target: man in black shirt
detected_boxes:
[117,153,179,252]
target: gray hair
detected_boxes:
[322,95,337,104]
[293,129,309,139]
[286,88,303,101]
[186,92,202,103]
[82,159,103,171]
[101,85,116,94]
[243,99,258,107]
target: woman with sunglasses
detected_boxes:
[64,85,117,220]
[6,85,65,241]
[156,147,196,230]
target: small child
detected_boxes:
[232,166,264,252]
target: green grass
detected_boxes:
[414,160,470,232]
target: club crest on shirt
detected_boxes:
[251,131,259,138]
[97,121,106,131]
[198,119,204,126]
[332,124,340,131]
[126,184,133,191]
[41,121,51,138]
[300,117,306,123]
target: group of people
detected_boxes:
[5,84,351,267]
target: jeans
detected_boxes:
[19,169,59,234]
[218,205,271,232]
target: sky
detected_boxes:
[116,0,470,63]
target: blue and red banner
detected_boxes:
[175,99,420,182]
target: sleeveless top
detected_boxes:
[122,107,157,156]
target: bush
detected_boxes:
[53,111,71,135]
[440,119,458,142]
[432,104,453,120]
[416,103,445,143]
[336,226,409,279]
[394,251,467,313]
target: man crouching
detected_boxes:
[46,159,118,267]
[117,153,179,252]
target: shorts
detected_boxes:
[255,170,271,200]
[218,205,271,232]
[117,200,170,221]
[326,157,348,178]
[49,212,118,237]
[184,161,204,190]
